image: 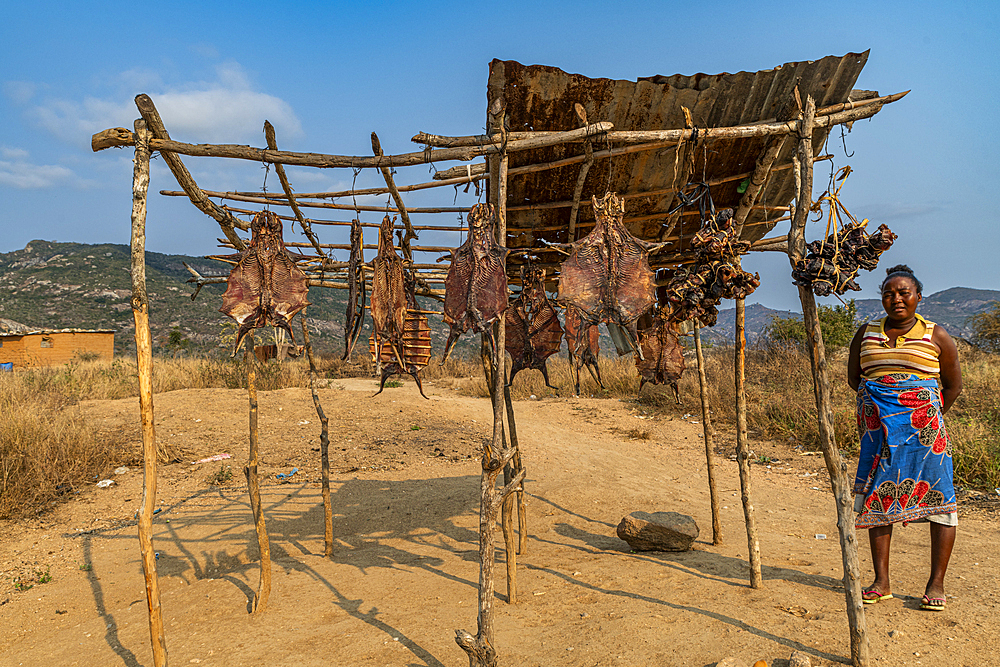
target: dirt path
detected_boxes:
[1,378,996,666]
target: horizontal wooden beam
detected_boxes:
[217,205,465,232]
[92,119,614,167]
[415,92,908,150]
[161,189,467,213]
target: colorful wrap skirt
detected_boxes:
[853,373,956,529]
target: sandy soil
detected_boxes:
[0,377,997,667]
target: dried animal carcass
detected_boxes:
[441,203,510,362]
[660,208,759,327]
[505,265,563,388]
[635,311,685,404]
[556,193,666,358]
[342,218,366,360]
[370,215,408,369]
[792,220,896,296]
[564,305,605,395]
[370,273,431,399]
[220,210,310,355]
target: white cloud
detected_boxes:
[1,146,29,159]
[30,61,302,148]
[0,157,75,189]
[3,81,36,104]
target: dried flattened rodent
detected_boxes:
[220,210,310,355]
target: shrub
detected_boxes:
[968,301,1000,353]
[766,300,858,351]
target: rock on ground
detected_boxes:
[616,510,699,551]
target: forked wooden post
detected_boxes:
[456,109,526,667]
[130,118,168,667]
[495,143,521,604]
[734,298,763,588]
[693,323,722,545]
[244,330,272,614]
[301,313,334,557]
[789,96,869,667]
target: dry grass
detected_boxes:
[3,343,998,519]
[0,372,131,519]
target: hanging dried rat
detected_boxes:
[505,264,563,388]
[635,310,685,404]
[370,215,408,369]
[220,210,310,355]
[370,272,431,399]
[342,218,366,360]
[441,203,510,362]
[564,305,604,395]
[555,192,666,358]
[792,220,896,296]
[660,207,759,326]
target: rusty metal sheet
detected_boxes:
[487,53,871,274]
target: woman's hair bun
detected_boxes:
[881,264,922,294]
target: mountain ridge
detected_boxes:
[2,241,996,356]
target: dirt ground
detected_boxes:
[0,376,997,667]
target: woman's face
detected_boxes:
[881,275,921,322]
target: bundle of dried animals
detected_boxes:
[660,208,759,326]
[370,272,432,399]
[556,192,667,357]
[505,264,563,388]
[635,310,685,404]
[564,305,604,395]
[342,218,366,360]
[791,219,897,296]
[791,166,897,296]
[370,214,408,369]
[441,203,510,362]
[220,210,310,355]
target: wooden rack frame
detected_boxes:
[93,82,905,667]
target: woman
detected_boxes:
[847,265,962,611]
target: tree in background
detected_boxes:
[969,301,1000,353]
[765,300,858,351]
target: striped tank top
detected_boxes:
[859,314,940,379]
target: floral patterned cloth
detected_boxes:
[853,373,956,528]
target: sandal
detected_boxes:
[920,595,946,611]
[862,587,893,604]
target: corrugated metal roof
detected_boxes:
[486,52,871,270]
[0,329,116,337]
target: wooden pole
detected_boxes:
[693,323,722,545]
[371,132,418,262]
[734,298,763,588]
[495,140,522,603]
[263,121,328,262]
[410,93,908,148]
[456,106,528,667]
[130,118,168,667]
[132,94,247,251]
[732,137,788,234]
[567,138,594,241]
[301,313,333,558]
[92,118,615,167]
[789,96,869,667]
[244,330,271,614]
[94,94,905,169]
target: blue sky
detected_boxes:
[2,0,997,311]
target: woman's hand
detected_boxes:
[934,325,962,413]
[847,323,866,392]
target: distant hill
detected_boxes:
[0,240,477,358]
[705,287,1000,345]
[2,241,996,357]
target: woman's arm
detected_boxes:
[934,325,962,413]
[847,323,867,392]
